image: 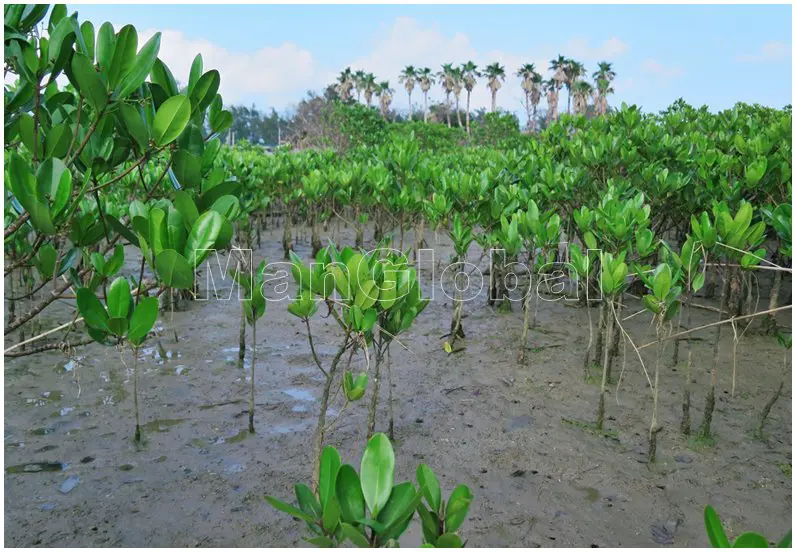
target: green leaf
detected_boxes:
[106,276,131,319]
[104,244,125,276]
[322,495,341,533]
[190,70,220,114]
[360,433,395,518]
[416,464,441,513]
[150,58,178,97]
[184,210,223,267]
[305,536,334,548]
[171,150,202,189]
[265,495,316,524]
[705,506,731,548]
[173,191,199,229]
[336,465,366,523]
[106,24,137,90]
[776,531,791,548]
[35,243,58,280]
[44,122,72,159]
[377,482,420,535]
[445,484,473,533]
[319,446,341,509]
[732,532,769,548]
[70,52,107,111]
[152,94,191,146]
[107,317,129,338]
[76,288,109,331]
[187,54,203,93]
[119,103,150,150]
[114,32,161,101]
[340,523,370,548]
[436,533,463,548]
[36,158,72,217]
[95,22,116,74]
[127,296,158,345]
[155,249,194,289]
[294,483,322,520]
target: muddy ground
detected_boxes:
[4,223,792,547]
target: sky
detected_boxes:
[71,4,792,117]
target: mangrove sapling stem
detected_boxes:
[681,293,694,435]
[606,295,623,383]
[237,307,246,370]
[596,300,614,431]
[387,346,395,440]
[249,322,256,433]
[762,258,782,334]
[582,283,595,380]
[311,332,351,492]
[595,301,606,367]
[133,347,141,443]
[518,288,532,364]
[648,327,665,464]
[698,267,733,439]
[366,339,384,440]
[758,349,787,438]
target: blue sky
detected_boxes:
[73,4,792,116]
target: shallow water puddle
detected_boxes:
[6,462,66,474]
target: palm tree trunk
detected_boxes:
[465,91,471,135]
[491,89,497,112]
[445,92,451,127]
[525,92,532,131]
[455,96,462,127]
[567,89,571,115]
[408,91,413,121]
[423,91,429,122]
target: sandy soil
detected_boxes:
[4,223,792,547]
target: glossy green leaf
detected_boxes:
[155,249,193,289]
[360,433,395,517]
[319,446,341,509]
[705,506,731,548]
[152,94,191,146]
[106,276,131,319]
[184,210,223,268]
[127,296,158,345]
[76,288,109,331]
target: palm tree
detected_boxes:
[417,67,435,123]
[572,80,593,115]
[451,66,464,128]
[593,77,614,116]
[461,61,478,134]
[353,69,366,102]
[362,72,377,107]
[516,63,540,131]
[377,80,394,119]
[483,62,506,112]
[563,59,585,115]
[529,72,543,131]
[545,78,560,124]
[398,65,417,121]
[592,62,616,116]
[336,67,355,102]
[438,63,455,127]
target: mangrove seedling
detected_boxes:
[76,277,159,442]
[704,505,791,548]
[265,433,473,547]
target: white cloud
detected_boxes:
[136,27,327,108]
[736,41,791,63]
[641,58,684,83]
[563,37,628,61]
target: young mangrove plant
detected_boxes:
[640,262,681,463]
[704,505,791,548]
[233,260,268,433]
[595,251,628,431]
[265,433,473,547]
[76,277,158,442]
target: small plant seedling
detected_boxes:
[265,433,473,547]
